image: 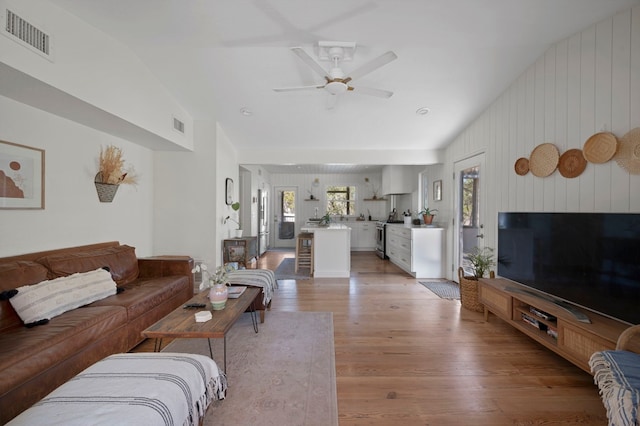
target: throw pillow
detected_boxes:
[9,268,117,326]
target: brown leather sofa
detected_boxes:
[0,241,194,424]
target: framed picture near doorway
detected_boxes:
[225,178,234,205]
[433,180,442,201]
[0,140,45,209]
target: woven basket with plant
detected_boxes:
[94,145,138,202]
[459,247,495,312]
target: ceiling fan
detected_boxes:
[273,42,397,108]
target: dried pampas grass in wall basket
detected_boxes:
[95,145,138,202]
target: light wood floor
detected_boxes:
[138,250,608,425]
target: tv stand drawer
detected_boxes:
[560,323,616,366]
[478,283,511,318]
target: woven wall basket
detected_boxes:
[529,143,560,177]
[94,173,119,203]
[615,127,640,174]
[458,267,484,313]
[583,132,618,164]
[558,148,587,178]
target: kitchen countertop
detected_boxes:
[385,223,444,229]
[301,224,352,231]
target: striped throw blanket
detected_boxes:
[7,353,227,426]
[590,350,640,426]
[228,269,277,305]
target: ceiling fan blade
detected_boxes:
[273,85,325,92]
[350,86,394,98]
[345,51,397,82]
[290,47,329,79]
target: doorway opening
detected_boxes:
[274,187,297,248]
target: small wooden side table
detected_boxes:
[222,236,258,268]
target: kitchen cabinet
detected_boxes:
[381,165,416,195]
[385,224,444,278]
[350,222,376,251]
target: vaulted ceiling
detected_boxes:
[50,0,639,170]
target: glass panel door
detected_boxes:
[454,154,485,276]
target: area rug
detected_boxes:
[274,257,311,281]
[162,311,337,426]
[419,280,461,300]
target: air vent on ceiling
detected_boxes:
[3,8,51,59]
[172,116,185,134]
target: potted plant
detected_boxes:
[465,246,496,278]
[94,145,138,202]
[225,202,242,237]
[191,263,234,310]
[319,212,332,226]
[458,247,495,312]
[419,207,438,225]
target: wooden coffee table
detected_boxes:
[141,286,260,372]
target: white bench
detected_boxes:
[7,353,227,426]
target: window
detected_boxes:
[461,166,479,227]
[326,186,356,216]
[420,172,429,209]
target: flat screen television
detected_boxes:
[497,212,640,325]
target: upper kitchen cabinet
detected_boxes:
[381,166,417,195]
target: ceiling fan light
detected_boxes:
[325,81,347,95]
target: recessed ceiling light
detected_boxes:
[240,107,253,116]
[416,107,430,116]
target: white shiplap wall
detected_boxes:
[440,6,640,279]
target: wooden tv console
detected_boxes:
[478,278,631,373]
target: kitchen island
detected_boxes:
[300,224,351,278]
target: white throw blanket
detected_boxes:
[227,269,277,305]
[7,353,227,426]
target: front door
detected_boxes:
[273,186,297,248]
[454,153,485,276]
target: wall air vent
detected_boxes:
[172,116,185,134]
[3,8,52,59]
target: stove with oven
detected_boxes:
[375,221,386,259]
[375,220,405,259]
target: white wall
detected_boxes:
[0,94,154,256]
[216,124,239,264]
[239,165,272,238]
[0,0,193,150]
[418,164,446,224]
[153,120,219,264]
[437,5,640,279]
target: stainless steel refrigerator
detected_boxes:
[257,189,269,255]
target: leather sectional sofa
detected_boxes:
[0,241,194,424]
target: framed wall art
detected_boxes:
[433,180,442,201]
[0,140,45,209]
[225,178,234,205]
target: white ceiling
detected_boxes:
[49,0,639,173]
